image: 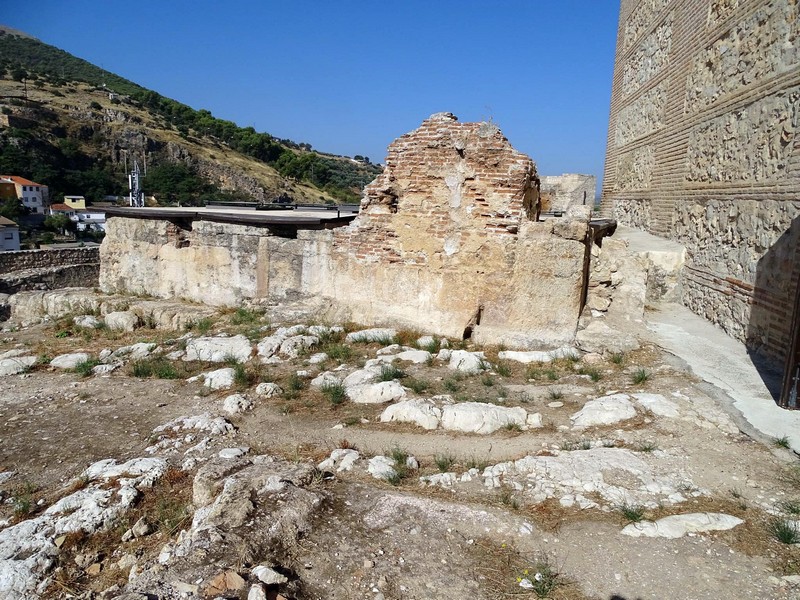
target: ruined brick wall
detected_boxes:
[600,0,800,364]
[0,247,99,273]
[0,248,100,293]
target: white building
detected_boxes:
[71,209,107,232]
[0,175,49,215]
[0,216,20,251]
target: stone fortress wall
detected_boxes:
[540,174,597,213]
[101,114,593,349]
[600,0,800,366]
[0,247,100,293]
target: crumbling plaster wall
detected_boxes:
[100,113,591,348]
[600,0,800,364]
[540,174,597,212]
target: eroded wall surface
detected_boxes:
[540,174,597,212]
[600,0,800,363]
[100,114,591,348]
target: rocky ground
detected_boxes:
[0,294,799,599]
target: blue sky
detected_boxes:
[4,1,620,187]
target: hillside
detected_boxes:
[0,26,381,205]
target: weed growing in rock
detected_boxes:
[774,436,791,449]
[636,441,658,453]
[729,488,743,499]
[379,364,405,381]
[495,361,512,377]
[499,487,520,510]
[516,555,560,598]
[131,358,179,379]
[196,318,212,335]
[374,333,398,346]
[443,377,461,393]
[283,372,305,399]
[388,446,409,465]
[548,388,563,400]
[579,366,603,381]
[779,500,800,515]
[230,307,262,325]
[321,381,347,405]
[631,368,650,384]
[322,342,353,363]
[611,352,625,365]
[465,455,489,471]
[618,503,645,522]
[769,519,800,544]
[11,481,36,518]
[72,359,100,377]
[504,423,523,433]
[434,453,455,472]
[233,363,252,388]
[420,338,440,354]
[405,378,430,394]
[545,368,559,381]
[525,366,542,380]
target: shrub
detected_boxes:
[769,519,800,544]
[379,364,405,381]
[321,381,347,405]
[618,503,645,522]
[434,453,455,473]
[72,359,99,377]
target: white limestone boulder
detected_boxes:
[50,352,90,369]
[279,335,319,358]
[571,394,637,429]
[380,399,442,430]
[448,350,486,374]
[310,371,341,388]
[184,335,252,363]
[345,328,397,343]
[621,513,744,539]
[188,367,236,390]
[308,352,328,364]
[318,449,360,472]
[74,315,101,329]
[367,455,397,480]
[575,320,639,354]
[256,336,283,360]
[222,393,253,415]
[396,350,432,364]
[105,310,140,332]
[255,382,283,397]
[347,381,407,404]
[342,367,381,388]
[632,393,680,418]
[440,402,527,434]
[111,342,156,360]
[0,355,36,376]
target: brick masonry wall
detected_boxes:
[600,0,800,365]
[0,247,100,293]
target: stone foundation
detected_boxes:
[0,247,100,293]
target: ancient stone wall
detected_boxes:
[0,247,100,293]
[540,174,597,212]
[100,114,592,348]
[600,0,800,366]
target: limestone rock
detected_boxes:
[74,315,101,329]
[448,350,486,374]
[184,335,252,363]
[347,381,407,404]
[92,363,118,376]
[50,352,90,369]
[0,355,36,376]
[380,399,442,430]
[111,342,156,360]
[440,402,527,434]
[396,350,432,364]
[308,352,328,364]
[621,513,744,538]
[256,335,283,360]
[252,565,288,584]
[345,328,397,343]
[105,311,140,332]
[189,367,236,390]
[342,367,381,388]
[571,394,637,429]
[367,455,397,480]
[255,382,282,397]
[318,449,360,472]
[632,392,680,418]
[310,371,341,388]
[222,393,253,415]
[249,584,268,600]
[279,335,319,358]
[575,320,640,354]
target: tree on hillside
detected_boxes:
[44,213,72,235]
[0,197,24,219]
[10,66,27,81]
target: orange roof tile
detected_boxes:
[0,175,45,186]
[50,203,73,211]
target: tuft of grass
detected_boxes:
[420,338,440,354]
[774,436,791,449]
[388,446,409,465]
[495,361,512,377]
[434,453,455,473]
[322,342,353,363]
[636,441,658,453]
[11,481,37,518]
[282,372,305,399]
[131,358,179,379]
[321,381,347,405]
[779,500,800,515]
[405,377,430,394]
[544,368,559,381]
[631,368,650,384]
[196,318,212,335]
[769,518,800,544]
[548,388,563,400]
[579,366,603,382]
[618,503,645,522]
[499,487,521,510]
[443,377,461,393]
[465,456,489,471]
[230,307,261,325]
[611,352,625,365]
[379,363,405,381]
[504,422,523,433]
[72,359,100,377]
[233,363,252,388]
